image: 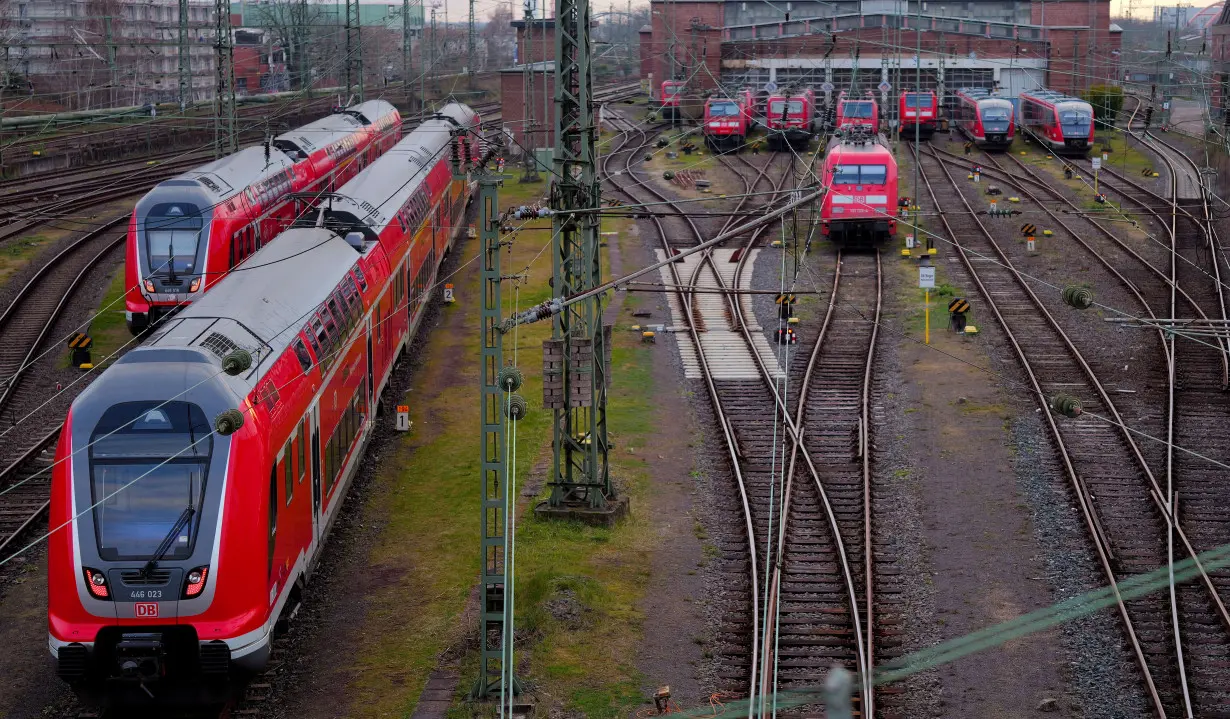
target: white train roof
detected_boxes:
[274,99,399,157]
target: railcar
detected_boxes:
[836,92,879,135]
[123,100,402,335]
[766,88,816,150]
[658,81,686,119]
[819,135,898,246]
[702,89,753,150]
[49,104,480,703]
[953,88,1015,150]
[1019,89,1095,156]
[898,90,938,139]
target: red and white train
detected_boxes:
[835,92,879,135]
[1019,89,1095,156]
[49,104,480,701]
[953,88,1015,150]
[819,135,898,246]
[123,100,403,335]
[898,90,938,139]
[702,89,753,150]
[766,88,817,150]
[658,80,686,119]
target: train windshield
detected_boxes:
[843,102,874,118]
[981,107,1011,121]
[89,401,212,561]
[769,100,804,115]
[832,164,888,185]
[664,84,682,96]
[708,101,739,117]
[145,203,205,275]
[904,94,930,108]
[1059,110,1092,134]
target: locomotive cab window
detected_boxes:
[904,94,929,107]
[708,101,739,117]
[831,164,887,185]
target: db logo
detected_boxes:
[135,602,159,618]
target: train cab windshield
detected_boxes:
[982,107,1011,121]
[663,84,682,96]
[88,401,212,561]
[904,94,930,107]
[707,101,740,117]
[842,102,875,118]
[1059,109,1092,135]
[145,203,206,276]
[832,164,888,186]
[769,100,804,115]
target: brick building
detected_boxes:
[642,0,1121,111]
[499,61,555,151]
[1215,4,1230,117]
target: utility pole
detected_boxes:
[404,0,412,101]
[105,16,116,108]
[521,0,540,181]
[178,0,189,109]
[429,6,437,107]
[540,0,624,517]
[345,0,364,101]
[469,0,476,77]
[213,0,236,156]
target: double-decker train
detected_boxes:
[48,103,480,702]
[819,134,898,246]
[953,88,1015,150]
[898,90,938,139]
[702,89,754,150]
[123,100,402,335]
[766,88,817,150]
[835,92,879,135]
[1019,89,1095,156]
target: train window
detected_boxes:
[293,338,312,373]
[325,299,343,337]
[859,165,888,185]
[904,94,929,108]
[311,316,328,349]
[832,164,860,184]
[355,265,368,291]
[983,107,1010,121]
[297,423,306,484]
[842,102,873,118]
[283,443,294,505]
[268,465,278,578]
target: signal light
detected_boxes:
[83,568,110,600]
[183,566,210,598]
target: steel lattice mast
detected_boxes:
[213,0,236,157]
[178,0,189,109]
[345,0,364,102]
[545,0,614,509]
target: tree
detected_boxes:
[1084,84,1124,124]
[248,0,334,91]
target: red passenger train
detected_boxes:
[819,135,898,246]
[1019,89,1095,156]
[48,104,480,701]
[123,100,402,335]
[836,92,879,135]
[702,89,753,150]
[898,90,938,139]
[766,88,816,150]
[953,88,1015,150]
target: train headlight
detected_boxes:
[182,565,210,598]
[83,568,111,600]
[143,279,156,294]
[189,277,201,292]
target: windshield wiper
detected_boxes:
[142,506,195,577]
[167,233,178,283]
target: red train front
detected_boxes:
[658,81,685,119]
[1019,89,1095,156]
[703,89,753,149]
[49,104,480,705]
[766,89,816,150]
[898,90,938,139]
[819,135,898,246]
[953,88,1015,150]
[836,93,879,135]
[123,100,401,335]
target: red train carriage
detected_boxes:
[1019,89,1095,156]
[898,90,938,139]
[953,88,1015,150]
[123,100,402,335]
[48,104,480,702]
[702,89,753,150]
[819,135,898,246]
[836,92,879,135]
[766,88,816,150]
[658,80,685,119]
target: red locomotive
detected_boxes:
[702,89,753,150]
[658,80,686,119]
[898,90,938,139]
[123,100,403,335]
[819,135,898,246]
[48,104,480,703]
[766,88,816,150]
[836,92,879,135]
[953,88,1015,150]
[1019,89,1095,156]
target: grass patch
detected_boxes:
[0,234,54,288]
[74,266,132,366]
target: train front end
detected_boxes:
[703,97,747,149]
[1054,100,1095,156]
[123,187,214,335]
[899,92,937,139]
[766,95,813,149]
[819,139,898,246]
[977,98,1015,150]
[49,349,273,703]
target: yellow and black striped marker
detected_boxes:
[68,333,92,350]
[948,298,971,314]
[1021,223,1036,236]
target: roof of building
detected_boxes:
[499,61,555,73]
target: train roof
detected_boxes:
[141,227,362,390]
[957,88,1014,105]
[165,146,297,205]
[323,103,477,237]
[1020,89,1091,106]
[273,99,398,157]
[824,136,892,159]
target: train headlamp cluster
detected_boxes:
[83,568,110,599]
[183,566,209,598]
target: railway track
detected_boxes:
[602,109,878,712]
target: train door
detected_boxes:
[310,403,322,541]
[366,316,375,406]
